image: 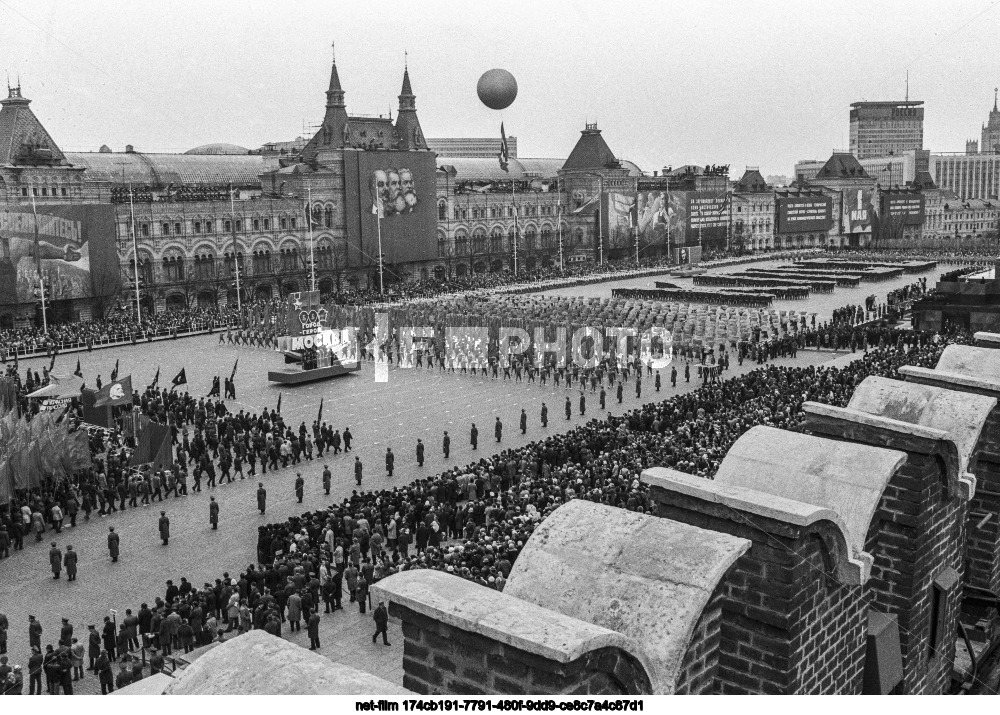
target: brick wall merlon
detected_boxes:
[973,331,1000,349]
[847,376,994,493]
[373,570,649,680]
[937,344,1000,381]
[504,500,749,694]
[802,402,966,499]
[642,466,871,585]
[712,425,906,584]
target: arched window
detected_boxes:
[472,229,486,254]
[324,207,333,228]
[540,227,552,248]
[438,201,447,220]
[490,227,503,254]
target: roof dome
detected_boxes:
[184,142,250,155]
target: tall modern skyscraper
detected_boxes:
[849,101,924,159]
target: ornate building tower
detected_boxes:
[981,88,1000,155]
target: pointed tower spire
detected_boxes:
[394,59,425,150]
[326,42,345,109]
[301,42,350,161]
[994,87,997,113]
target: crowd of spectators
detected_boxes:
[0,315,970,693]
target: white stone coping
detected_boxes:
[111,672,174,695]
[642,466,871,585]
[504,500,751,694]
[164,630,410,695]
[974,332,1000,348]
[938,344,1000,382]
[899,365,1000,399]
[717,425,909,583]
[848,375,995,495]
[372,569,647,681]
[802,402,967,499]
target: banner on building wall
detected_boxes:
[842,188,875,234]
[775,195,833,234]
[635,190,673,247]
[0,205,119,306]
[882,192,925,225]
[675,191,727,247]
[601,193,636,248]
[343,150,438,266]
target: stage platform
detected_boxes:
[267,362,361,385]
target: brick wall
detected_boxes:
[393,605,652,695]
[647,489,866,694]
[673,585,724,694]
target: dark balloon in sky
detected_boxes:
[477,69,518,111]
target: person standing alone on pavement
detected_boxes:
[209,497,219,530]
[372,601,390,645]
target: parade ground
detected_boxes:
[2,325,844,689]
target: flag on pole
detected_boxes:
[230,358,239,381]
[498,122,510,173]
[170,367,187,390]
[73,358,82,378]
[93,375,133,408]
[110,359,119,382]
[150,366,160,389]
[48,350,56,374]
[317,397,323,425]
[276,393,282,414]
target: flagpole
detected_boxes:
[557,186,564,272]
[307,185,316,292]
[229,185,242,312]
[30,194,48,333]
[127,182,142,323]
[512,178,518,275]
[377,210,385,295]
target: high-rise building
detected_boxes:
[981,89,1000,154]
[426,136,517,159]
[849,101,924,159]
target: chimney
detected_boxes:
[125,144,135,154]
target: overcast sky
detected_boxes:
[2,0,999,178]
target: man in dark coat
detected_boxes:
[565,396,572,420]
[257,484,267,515]
[520,409,527,434]
[322,466,331,494]
[385,448,394,477]
[49,542,62,579]
[87,625,101,672]
[372,601,390,645]
[158,512,170,545]
[342,427,352,452]
[470,423,478,450]
[415,439,424,467]
[96,651,113,694]
[354,457,363,486]
[294,473,304,503]
[307,611,321,650]
[101,617,116,661]
[494,417,502,442]
[540,403,548,427]
[579,391,586,416]
[28,646,43,695]
[209,497,219,530]
[59,618,73,648]
[63,545,78,581]
[107,527,120,562]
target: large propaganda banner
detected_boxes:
[343,150,438,266]
[776,195,833,234]
[883,192,925,225]
[0,204,120,305]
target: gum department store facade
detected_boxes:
[0,49,941,323]
[0,55,642,323]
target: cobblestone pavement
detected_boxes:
[1,334,840,690]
